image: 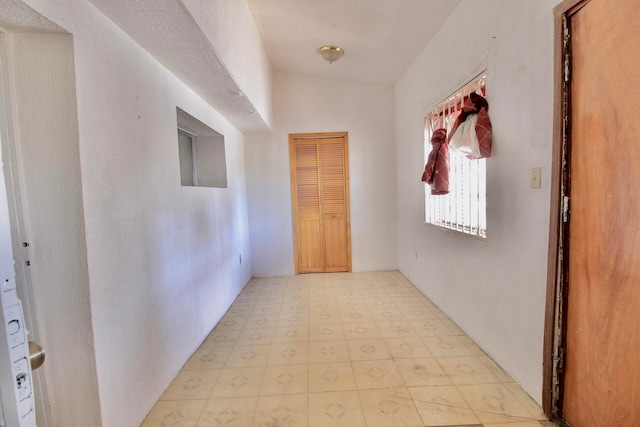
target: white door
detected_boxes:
[0,190,38,426]
[0,33,51,427]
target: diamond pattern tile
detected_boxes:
[142,271,549,427]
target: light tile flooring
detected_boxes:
[142,271,553,427]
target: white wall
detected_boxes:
[12,1,253,426]
[395,0,562,403]
[182,0,273,129]
[246,72,398,277]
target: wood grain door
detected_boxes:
[290,133,351,274]
[562,0,640,424]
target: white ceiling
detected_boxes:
[247,0,461,85]
[86,0,271,132]
[83,0,461,132]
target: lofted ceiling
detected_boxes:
[247,0,462,85]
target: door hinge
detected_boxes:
[556,347,565,373]
[562,196,570,223]
[563,16,571,83]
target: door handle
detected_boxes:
[28,341,45,370]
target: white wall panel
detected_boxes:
[246,72,397,276]
[395,0,563,404]
[10,1,253,425]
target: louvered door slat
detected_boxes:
[320,139,348,271]
[321,141,346,216]
[296,144,320,215]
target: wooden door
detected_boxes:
[562,0,640,424]
[290,133,351,274]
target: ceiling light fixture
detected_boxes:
[319,45,344,64]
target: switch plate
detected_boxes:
[531,167,542,189]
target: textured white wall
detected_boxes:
[13,1,253,426]
[246,72,398,277]
[181,0,273,129]
[395,0,562,403]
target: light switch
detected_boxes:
[531,167,542,189]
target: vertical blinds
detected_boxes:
[424,73,487,238]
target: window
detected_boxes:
[424,73,487,238]
[178,129,197,186]
[176,107,227,188]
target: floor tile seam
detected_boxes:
[372,320,423,338]
[258,388,310,398]
[308,320,343,326]
[418,334,477,356]
[343,334,384,341]
[306,388,311,427]
[406,385,479,426]
[225,340,272,354]
[338,304,371,315]
[223,362,272,370]
[145,398,207,427]
[234,296,260,304]
[364,303,403,312]
[466,382,540,421]
[390,355,442,384]
[351,380,368,427]
[152,396,209,403]
[308,387,360,394]
[210,363,268,405]
[281,309,310,314]
[263,360,310,368]
[350,358,408,391]
[405,355,465,396]
[310,304,340,310]
[308,338,347,346]
[501,384,548,420]
[433,355,503,386]
[357,385,423,427]
[335,383,413,392]
[451,381,537,424]
[251,387,295,426]
[191,397,214,426]
[430,424,482,427]
[472,408,540,424]
[282,296,312,302]
[225,333,276,368]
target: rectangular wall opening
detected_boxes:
[176,107,227,188]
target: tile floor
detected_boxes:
[142,271,552,427]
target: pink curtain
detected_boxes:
[421,128,449,195]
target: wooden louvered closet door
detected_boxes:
[290,133,351,274]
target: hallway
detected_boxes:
[142,271,550,426]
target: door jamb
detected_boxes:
[0,30,54,426]
[542,0,589,419]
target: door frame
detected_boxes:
[0,30,53,426]
[542,0,589,420]
[289,132,352,275]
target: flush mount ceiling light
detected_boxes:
[319,45,344,64]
